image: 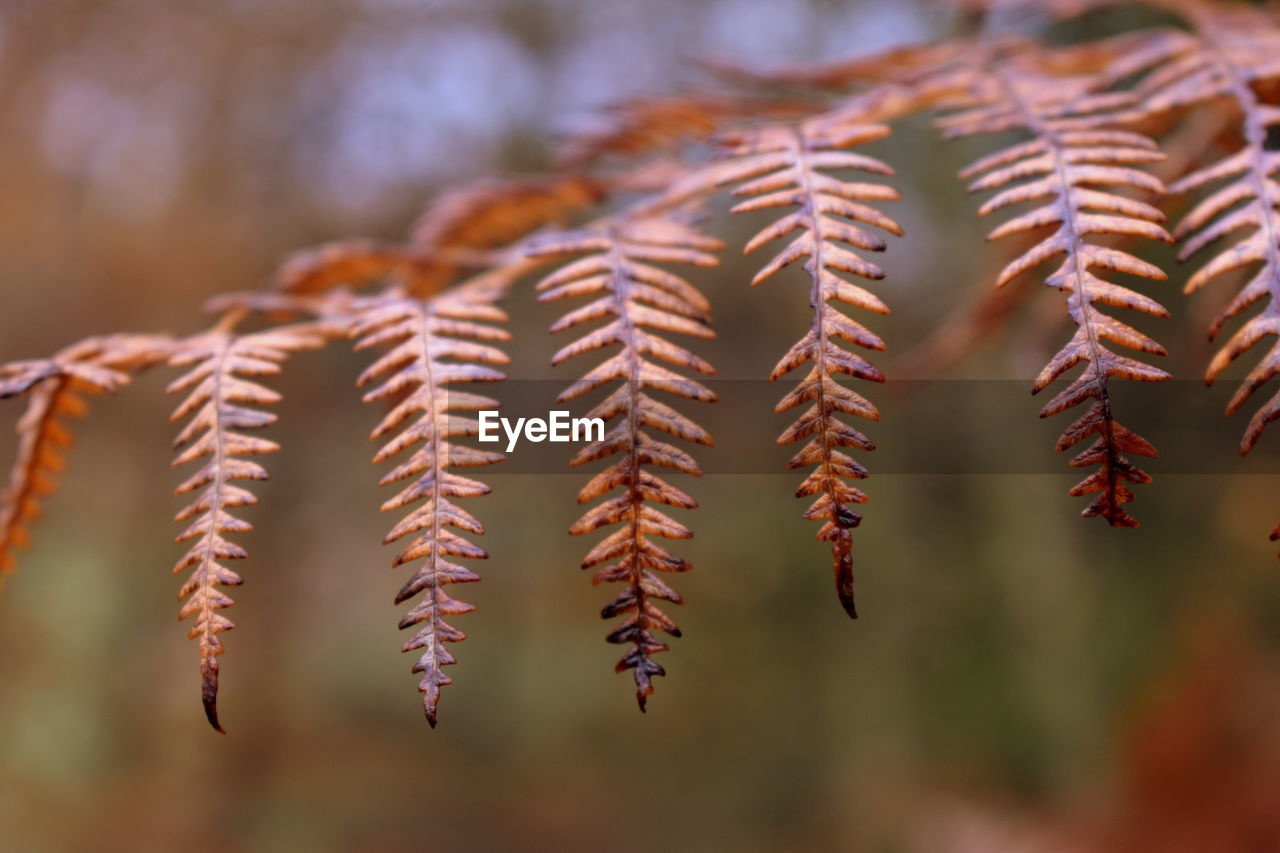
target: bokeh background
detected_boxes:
[1,1,1279,850]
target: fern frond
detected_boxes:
[167,322,325,732]
[944,65,1172,527]
[1171,109,1280,454]
[557,95,815,172]
[352,287,509,726]
[1121,8,1280,552]
[702,40,970,91]
[280,238,532,297]
[1,334,171,581]
[411,175,605,253]
[530,214,719,709]
[556,96,732,171]
[1127,10,1280,120]
[1127,9,1280,456]
[204,289,357,323]
[897,52,1236,380]
[276,239,416,294]
[720,108,903,618]
[276,175,602,300]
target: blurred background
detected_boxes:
[1,0,1279,850]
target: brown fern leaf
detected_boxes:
[276,239,415,294]
[1128,10,1280,456]
[279,238,503,297]
[702,41,970,91]
[557,97,728,171]
[718,110,903,618]
[204,289,356,323]
[1,334,172,580]
[1170,103,1280,456]
[411,175,606,253]
[942,65,1172,527]
[529,214,719,709]
[279,171,612,298]
[1126,8,1280,552]
[168,323,325,732]
[0,360,64,400]
[556,95,810,172]
[352,288,509,726]
[1124,9,1280,121]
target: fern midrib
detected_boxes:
[1000,70,1123,517]
[1213,41,1280,345]
[608,229,651,681]
[415,300,445,681]
[0,378,66,564]
[199,336,234,680]
[791,128,846,527]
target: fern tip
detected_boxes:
[835,541,856,619]
[202,688,225,734]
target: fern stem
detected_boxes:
[792,127,858,618]
[1208,29,1280,385]
[416,299,447,726]
[996,68,1125,523]
[612,226,657,709]
[198,334,233,733]
[0,378,68,579]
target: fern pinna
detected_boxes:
[1126,6,1280,547]
[168,320,325,731]
[720,109,902,618]
[531,214,719,709]
[353,288,508,725]
[943,63,1172,527]
[0,335,172,578]
[6,0,1280,729]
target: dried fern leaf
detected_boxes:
[1128,10,1280,120]
[168,323,325,732]
[899,58,1237,380]
[556,95,812,171]
[1126,8,1280,552]
[944,65,1172,527]
[1172,107,1280,454]
[556,96,730,171]
[275,239,416,294]
[411,175,606,253]
[720,108,903,618]
[703,41,971,91]
[352,288,509,726]
[204,290,356,323]
[276,178,588,301]
[529,214,720,709]
[0,334,172,581]
[278,238,500,295]
[1131,10,1280,455]
[203,294,366,359]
